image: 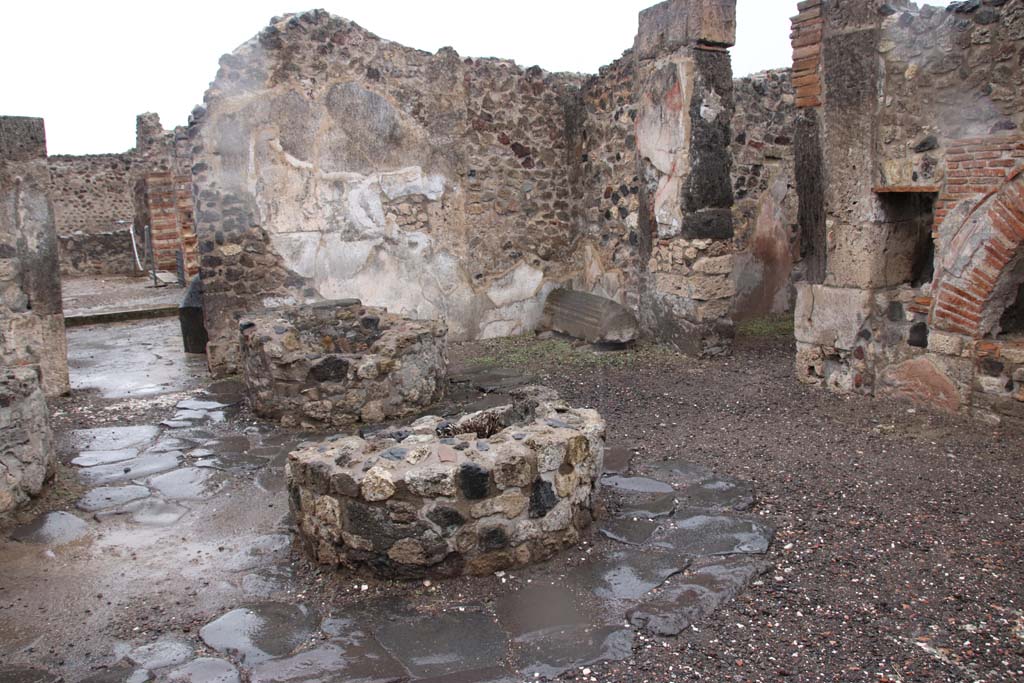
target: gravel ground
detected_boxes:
[7,323,1023,682]
[449,330,1024,683]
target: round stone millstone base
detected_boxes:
[287,386,605,578]
[238,300,447,429]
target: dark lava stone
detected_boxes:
[380,447,408,462]
[459,463,490,500]
[980,357,1005,377]
[888,302,904,322]
[529,479,558,519]
[479,525,510,551]
[310,356,349,382]
[913,135,939,153]
[428,506,465,532]
[908,323,929,349]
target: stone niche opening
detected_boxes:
[875,191,937,287]
[287,386,605,579]
[996,258,1024,338]
[239,300,447,428]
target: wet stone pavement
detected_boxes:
[0,320,773,682]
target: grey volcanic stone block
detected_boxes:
[0,366,55,515]
[542,289,639,344]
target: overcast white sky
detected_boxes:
[0,0,794,155]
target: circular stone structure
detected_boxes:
[239,300,447,428]
[287,386,606,578]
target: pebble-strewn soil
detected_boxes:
[3,322,1022,683]
[453,331,1024,683]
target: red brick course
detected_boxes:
[790,0,823,108]
[931,165,1024,337]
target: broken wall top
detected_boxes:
[635,0,736,60]
[0,117,47,162]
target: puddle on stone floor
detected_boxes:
[118,498,189,526]
[374,608,509,679]
[627,556,769,636]
[71,449,139,467]
[127,639,193,670]
[601,474,675,495]
[147,467,216,500]
[675,475,755,511]
[411,666,520,683]
[68,426,160,453]
[616,491,677,519]
[77,452,182,486]
[199,603,320,665]
[570,549,690,601]
[248,639,407,683]
[10,511,90,545]
[598,516,661,546]
[494,583,597,636]
[654,511,774,556]
[511,624,634,680]
[164,657,239,683]
[76,485,151,512]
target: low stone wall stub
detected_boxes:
[239,301,447,428]
[0,366,55,515]
[287,386,605,578]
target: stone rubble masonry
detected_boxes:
[48,113,193,277]
[730,69,799,319]
[0,116,69,398]
[192,1,748,376]
[635,0,738,356]
[48,153,134,235]
[0,366,55,515]
[792,1,1024,425]
[790,1,824,108]
[239,300,447,429]
[287,386,605,578]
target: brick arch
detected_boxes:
[930,167,1024,338]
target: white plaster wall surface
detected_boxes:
[190,11,593,348]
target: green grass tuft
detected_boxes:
[736,314,794,338]
[468,335,680,370]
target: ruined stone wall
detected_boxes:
[45,114,191,277]
[193,1,750,375]
[793,0,1024,425]
[575,61,801,325]
[48,153,137,276]
[49,153,134,234]
[877,1,1024,190]
[574,52,644,313]
[635,0,739,356]
[192,11,593,375]
[0,366,55,515]
[0,116,69,398]
[730,69,799,319]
